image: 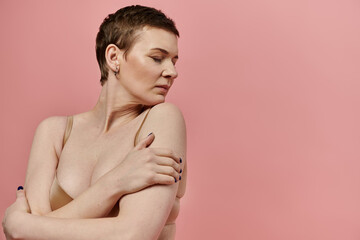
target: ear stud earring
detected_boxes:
[114,66,119,76]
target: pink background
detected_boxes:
[1,0,360,239]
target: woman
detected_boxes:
[2,5,187,240]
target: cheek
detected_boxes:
[127,57,157,79]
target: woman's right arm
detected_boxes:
[3,191,136,240]
[4,191,140,240]
[4,104,186,240]
[25,116,181,219]
[24,117,63,215]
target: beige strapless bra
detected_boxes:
[49,109,152,211]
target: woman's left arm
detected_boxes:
[116,102,187,239]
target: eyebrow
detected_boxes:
[150,48,179,59]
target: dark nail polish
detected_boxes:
[174,177,177,183]
[179,176,182,181]
[147,132,153,137]
[180,169,182,173]
[180,158,182,163]
[17,186,23,191]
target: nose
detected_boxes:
[162,61,178,80]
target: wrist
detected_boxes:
[97,172,126,200]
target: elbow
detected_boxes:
[30,210,43,216]
[30,210,49,217]
[29,206,51,217]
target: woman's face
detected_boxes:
[117,26,179,106]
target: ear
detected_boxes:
[105,44,123,75]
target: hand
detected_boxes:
[108,133,183,195]
[2,188,30,240]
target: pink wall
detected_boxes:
[1,0,360,239]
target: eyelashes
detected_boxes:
[150,56,177,66]
[151,57,162,63]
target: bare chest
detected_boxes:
[56,124,138,198]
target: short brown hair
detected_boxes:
[96,5,179,86]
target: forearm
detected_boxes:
[12,213,133,240]
[43,175,125,219]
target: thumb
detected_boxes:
[15,186,30,213]
[134,132,155,150]
[16,186,26,199]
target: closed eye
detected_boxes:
[151,57,162,63]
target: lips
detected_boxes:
[156,85,170,91]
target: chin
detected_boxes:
[145,96,166,106]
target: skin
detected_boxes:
[2,27,187,240]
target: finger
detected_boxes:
[134,132,155,150]
[150,148,182,164]
[153,174,179,185]
[154,165,181,181]
[156,156,182,173]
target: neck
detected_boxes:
[91,79,144,133]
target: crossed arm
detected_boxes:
[3,103,187,240]
[24,115,124,219]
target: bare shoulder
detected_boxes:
[138,103,186,150]
[150,102,184,116]
[37,116,67,129]
[144,102,186,131]
[34,116,68,157]
[35,116,68,139]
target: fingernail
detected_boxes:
[179,176,182,181]
[180,169,182,173]
[17,186,23,191]
[174,177,177,183]
[147,132,153,137]
[180,158,182,163]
